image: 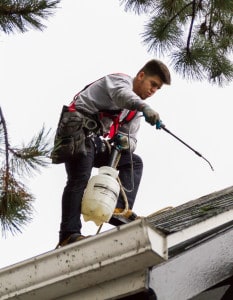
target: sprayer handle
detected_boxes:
[156,120,165,129]
[108,147,121,168]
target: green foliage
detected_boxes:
[0,107,52,236]
[119,0,156,14]
[10,126,52,177]
[120,0,233,85]
[0,0,60,34]
[143,15,183,54]
[0,172,34,236]
[172,44,208,81]
[0,1,59,236]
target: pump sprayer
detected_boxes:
[81,145,121,226]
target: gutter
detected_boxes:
[0,219,166,300]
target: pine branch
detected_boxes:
[0,171,34,236]
[0,107,10,212]
[208,0,214,40]
[172,46,208,81]
[0,107,52,235]
[121,0,233,85]
[0,0,60,34]
[186,1,197,53]
[119,0,156,14]
[9,125,52,177]
[143,15,183,54]
[159,1,194,33]
[142,1,196,55]
[208,53,233,86]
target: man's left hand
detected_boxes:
[116,134,129,150]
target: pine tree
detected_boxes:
[120,0,233,86]
[0,108,51,235]
[0,0,60,236]
[0,0,60,34]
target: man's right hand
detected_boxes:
[142,105,160,126]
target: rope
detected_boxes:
[96,223,103,234]
[112,151,129,216]
[96,177,130,235]
[113,177,129,216]
[113,151,121,168]
[146,206,173,218]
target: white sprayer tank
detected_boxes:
[81,166,120,226]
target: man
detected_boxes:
[53,59,171,247]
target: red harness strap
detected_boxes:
[68,101,137,138]
[69,74,137,137]
[68,102,76,112]
[123,110,138,123]
[102,110,137,139]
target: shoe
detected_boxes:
[108,208,142,226]
[57,233,90,248]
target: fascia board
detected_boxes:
[57,269,150,300]
[149,226,233,300]
[167,209,233,250]
[0,219,166,300]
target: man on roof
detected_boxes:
[52,59,171,247]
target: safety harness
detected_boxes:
[69,77,138,139]
[52,77,137,164]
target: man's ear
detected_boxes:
[137,71,145,81]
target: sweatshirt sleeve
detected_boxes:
[105,74,146,111]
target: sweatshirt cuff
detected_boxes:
[136,103,149,112]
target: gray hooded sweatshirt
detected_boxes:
[74,73,146,152]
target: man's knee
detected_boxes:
[133,153,143,168]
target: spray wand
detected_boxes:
[156,121,214,171]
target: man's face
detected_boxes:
[133,72,163,99]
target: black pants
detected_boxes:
[59,137,143,242]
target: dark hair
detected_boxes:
[138,59,171,85]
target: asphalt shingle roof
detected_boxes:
[146,185,233,234]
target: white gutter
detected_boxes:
[0,219,166,300]
[2,208,233,300]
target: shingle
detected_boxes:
[146,185,233,234]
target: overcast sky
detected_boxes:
[1,0,233,268]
